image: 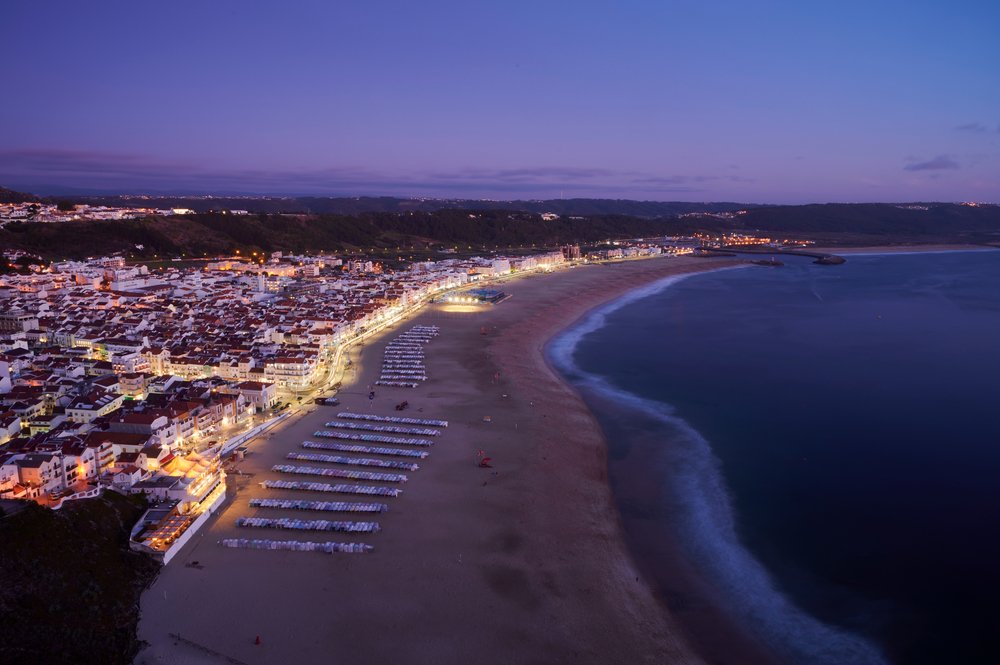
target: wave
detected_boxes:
[546,270,888,665]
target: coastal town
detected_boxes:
[0,242,683,561]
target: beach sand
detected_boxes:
[135,255,759,665]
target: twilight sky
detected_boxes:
[2,0,998,203]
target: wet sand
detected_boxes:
[136,256,747,665]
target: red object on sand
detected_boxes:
[479,457,493,468]
[255,636,261,645]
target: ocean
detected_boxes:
[548,250,1000,665]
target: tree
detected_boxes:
[56,201,76,212]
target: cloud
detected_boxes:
[903,155,960,171]
[0,147,747,198]
[955,122,988,133]
[630,175,709,185]
[426,166,624,183]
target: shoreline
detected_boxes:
[557,247,1000,665]
[465,254,788,664]
[541,265,784,665]
[133,245,964,664]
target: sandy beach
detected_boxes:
[135,255,758,665]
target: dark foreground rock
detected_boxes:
[0,492,160,665]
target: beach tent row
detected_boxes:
[264,479,402,497]
[382,360,424,367]
[400,329,437,338]
[313,429,433,447]
[272,464,408,484]
[323,420,440,436]
[236,517,381,533]
[220,538,374,554]
[287,451,419,471]
[337,412,448,428]
[379,368,426,375]
[375,380,419,387]
[303,440,429,458]
[250,498,388,513]
[401,331,438,340]
[310,430,433,447]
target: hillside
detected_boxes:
[67,195,750,217]
[0,493,159,665]
[0,210,716,260]
[2,200,999,261]
[0,186,42,204]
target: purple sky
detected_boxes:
[2,0,998,203]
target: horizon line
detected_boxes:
[2,185,996,208]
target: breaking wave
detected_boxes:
[547,270,888,665]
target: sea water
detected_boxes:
[549,251,1000,665]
